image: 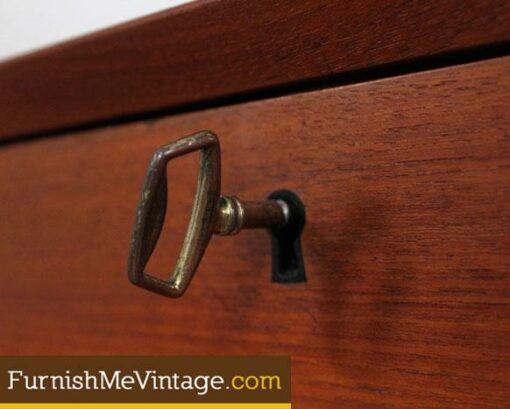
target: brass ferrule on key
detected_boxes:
[214,195,288,236]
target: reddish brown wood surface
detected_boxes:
[0,58,509,407]
[0,0,509,140]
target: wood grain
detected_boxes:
[0,0,509,140]
[0,58,509,408]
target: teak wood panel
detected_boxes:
[0,58,509,408]
[0,0,509,140]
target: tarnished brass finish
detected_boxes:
[214,196,286,235]
[128,131,220,298]
[128,131,286,298]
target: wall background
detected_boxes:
[0,0,192,62]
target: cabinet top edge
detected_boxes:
[0,0,509,141]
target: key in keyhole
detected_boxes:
[268,190,307,283]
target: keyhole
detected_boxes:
[268,190,307,283]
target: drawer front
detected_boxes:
[0,58,508,408]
